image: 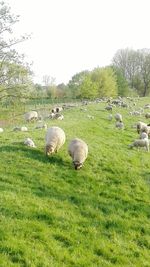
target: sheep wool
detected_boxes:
[45,126,66,155]
[129,139,149,151]
[68,138,88,170]
[25,111,38,122]
[24,138,36,147]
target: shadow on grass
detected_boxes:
[0,144,67,167]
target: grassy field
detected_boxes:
[0,98,150,267]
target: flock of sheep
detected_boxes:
[1,97,150,171]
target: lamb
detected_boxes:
[68,138,88,170]
[114,113,123,122]
[129,139,149,151]
[24,138,36,147]
[25,111,38,122]
[45,126,66,155]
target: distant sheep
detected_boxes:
[49,113,64,120]
[145,113,150,119]
[51,107,63,113]
[114,113,122,122]
[24,138,36,147]
[25,111,38,122]
[115,121,124,129]
[136,121,147,134]
[13,126,28,132]
[68,138,88,170]
[45,126,66,155]
[129,139,149,151]
[140,132,148,139]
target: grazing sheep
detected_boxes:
[115,121,124,129]
[45,126,66,155]
[51,107,63,113]
[145,113,150,119]
[24,138,36,147]
[25,111,38,122]
[129,139,149,151]
[140,132,148,139]
[136,121,147,134]
[105,105,113,111]
[0,128,4,133]
[114,113,123,122]
[68,138,88,170]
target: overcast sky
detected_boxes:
[6,0,150,84]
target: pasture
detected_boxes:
[0,97,150,267]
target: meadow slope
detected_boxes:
[0,98,150,267]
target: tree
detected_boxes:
[68,70,90,98]
[0,62,33,103]
[91,67,118,97]
[112,48,150,96]
[112,66,129,96]
[79,75,97,99]
[0,1,30,102]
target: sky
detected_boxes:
[6,0,150,85]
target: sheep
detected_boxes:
[105,105,113,111]
[129,139,149,151]
[136,121,147,134]
[49,113,64,120]
[68,138,88,170]
[25,111,38,122]
[45,126,66,155]
[115,121,124,129]
[140,132,148,139]
[24,138,36,147]
[51,107,63,113]
[114,113,123,122]
[0,128,4,133]
[145,113,150,119]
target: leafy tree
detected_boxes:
[68,70,90,98]
[79,75,97,99]
[0,1,30,101]
[112,66,129,96]
[112,48,150,96]
[91,67,118,97]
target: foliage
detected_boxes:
[91,67,118,97]
[112,66,129,96]
[112,48,150,96]
[68,70,90,98]
[0,1,31,103]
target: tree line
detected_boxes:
[1,1,150,105]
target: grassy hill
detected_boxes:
[0,98,150,267]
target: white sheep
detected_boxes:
[136,121,147,134]
[129,139,149,151]
[45,126,66,155]
[140,132,148,139]
[24,138,36,147]
[0,128,4,133]
[115,121,124,129]
[68,138,88,170]
[13,126,28,132]
[114,113,123,122]
[25,111,38,122]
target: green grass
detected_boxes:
[0,98,150,266]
